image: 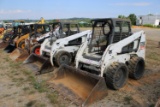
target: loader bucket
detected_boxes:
[0,42,8,49]
[4,44,16,53]
[9,48,29,61]
[48,65,108,107]
[23,53,54,74]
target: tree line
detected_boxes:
[118,14,137,25]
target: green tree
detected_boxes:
[4,20,8,23]
[128,14,137,25]
[118,15,126,19]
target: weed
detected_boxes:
[3,57,10,62]
[59,104,66,107]
[22,69,32,76]
[26,100,37,107]
[147,52,160,61]
[28,90,36,94]
[10,70,17,74]
[14,72,20,75]
[47,92,58,104]
[23,87,30,91]
[12,78,18,82]
[9,62,21,68]
[3,94,11,98]
[18,100,23,103]
[33,80,47,93]
[26,75,47,93]
[149,104,155,107]
[18,77,24,81]
[34,103,46,107]
[124,96,133,104]
[13,92,18,94]
[27,75,35,82]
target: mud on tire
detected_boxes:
[105,62,128,90]
[55,51,72,67]
[128,56,145,80]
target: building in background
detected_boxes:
[136,15,160,26]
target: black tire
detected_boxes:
[128,57,145,80]
[2,34,11,42]
[105,62,128,90]
[55,51,72,67]
[18,40,25,49]
[31,44,41,55]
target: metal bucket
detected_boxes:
[4,44,16,53]
[48,65,108,107]
[9,48,29,61]
[0,42,8,49]
[23,53,54,74]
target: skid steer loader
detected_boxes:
[9,24,51,61]
[3,18,46,52]
[0,25,22,49]
[24,23,91,74]
[27,22,62,56]
[4,24,32,53]
[47,18,146,106]
[0,23,5,39]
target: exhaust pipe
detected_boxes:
[48,65,108,107]
[23,53,54,74]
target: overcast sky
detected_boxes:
[0,0,159,20]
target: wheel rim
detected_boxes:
[6,37,10,41]
[21,43,25,49]
[114,68,126,88]
[34,47,40,55]
[59,55,70,65]
[135,61,144,78]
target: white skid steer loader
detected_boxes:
[47,18,146,106]
[24,23,91,74]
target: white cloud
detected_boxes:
[112,2,151,6]
[0,9,31,14]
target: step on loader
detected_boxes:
[47,18,146,106]
[24,23,91,74]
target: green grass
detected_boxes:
[3,57,10,62]
[34,103,46,107]
[26,100,37,107]
[22,69,32,76]
[147,52,160,61]
[28,90,36,94]
[23,87,30,91]
[33,80,47,93]
[47,92,58,104]
[124,96,133,104]
[149,104,155,107]
[143,24,160,28]
[9,62,21,68]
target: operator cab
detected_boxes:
[61,23,80,37]
[83,18,132,61]
[49,22,81,45]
